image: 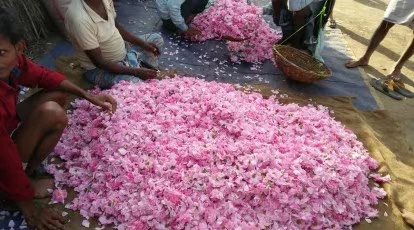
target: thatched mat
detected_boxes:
[37,57,414,229]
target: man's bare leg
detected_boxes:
[346,20,394,68]
[13,90,68,198]
[272,0,284,25]
[291,6,310,50]
[387,31,414,80]
[329,12,336,28]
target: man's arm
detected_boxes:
[115,21,160,56]
[57,80,117,113]
[18,55,118,112]
[65,13,157,78]
[18,200,65,230]
[167,0,188,32]
[166,1,201,37]
[84,47,158,79]
[115,21,146,47]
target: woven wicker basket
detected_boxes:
[273,45,332,83]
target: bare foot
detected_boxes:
[31,178,54,199]
[345,58,369,68]
[402,210,414,227]
[386,69,402,81]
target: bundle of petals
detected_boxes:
[191,0,281,63]
[48,78,387,229]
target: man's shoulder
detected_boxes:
[65,1,90,24]
[16,55,41,72]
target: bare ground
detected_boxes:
[334,0,414,150]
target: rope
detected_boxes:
[279,0,329,45]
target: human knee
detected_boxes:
[54,91,69,108]
[36,101,68,130]
[380,20,394,31]
[149,33,164,48]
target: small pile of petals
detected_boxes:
[49,78,384,229]
[52,188,68,204]
[369,173,391,183]
[192,0,281,63]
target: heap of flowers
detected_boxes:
[49,78,387,229]
[192,0,281,63]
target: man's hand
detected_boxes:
[156,69,178,80]
[143,42,161,56]
[222,35,247,42]
[184,27,201,39]
[88,94,117,113]
[136,68,159,80]
[23,206,65,230]
[33,208,66,230]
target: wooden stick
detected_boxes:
[21,1,40,39]
[0,0,51,42]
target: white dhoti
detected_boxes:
[384,0,414,29]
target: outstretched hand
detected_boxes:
[88,94,117,113]
[156,69,178,80]
[26,208,66,230]
[184,26,202,39]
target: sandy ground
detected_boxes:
[334,0,414,150]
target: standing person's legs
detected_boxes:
[291,6,311,50]
[387,30,414,79]
[329,11,336,28]
[12,90,68,198]
[328,0,336,28]
[272,0,287,25]
[345,20,394,68]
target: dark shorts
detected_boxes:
[162,0,209,32]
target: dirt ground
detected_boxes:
[17,0,413,229]
[334,0,414,150]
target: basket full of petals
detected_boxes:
[273,44,332,83]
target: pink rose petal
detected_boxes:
[51,78,385,228]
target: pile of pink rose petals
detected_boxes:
[191,0,281,63]
[48,78,387,229]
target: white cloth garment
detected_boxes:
[384,0,414,29]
